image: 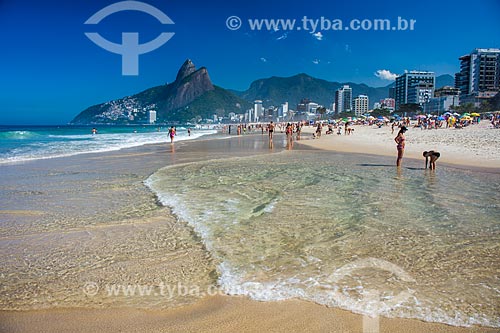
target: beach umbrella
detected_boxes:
[444,112,452,116]
[462,112,471,116]
[437,116,445,120]
[470,112,480,117]
[453,112,460,116]
[461,116,472,120]
[416,115,426,118]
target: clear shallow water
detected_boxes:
[0,125,216,163]
[146,150,500,327]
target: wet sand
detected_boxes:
[0,133,497,332]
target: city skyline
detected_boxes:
[1,0,499,124]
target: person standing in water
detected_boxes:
[394,126,407,167]
[268,121,275,140]
[168,126,176,143]
[423,150,440,170]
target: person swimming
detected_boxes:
[423,150,440,170]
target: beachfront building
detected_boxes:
[278,102,288,120]
[148,110,156,124]
[455,48,500,106]
[253,100,263,122]
[395,71,435,110]
[408,82,434,105]
[335,85,352,114]
[434,86,460,97]
[423,95,459,114]
[307,102,319,114]
[423,86,460,115]
[380,98,395,110]
[352,95,369,116]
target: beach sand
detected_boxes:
[2,295,498,333]
[0,133,498,332]
[298,122,500,169]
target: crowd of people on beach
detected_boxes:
[181,110,497,169]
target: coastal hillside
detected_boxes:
[71,61,459,125]
[235,73,389,109]
[70,60,251,124]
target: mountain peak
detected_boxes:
[176,59,197,81]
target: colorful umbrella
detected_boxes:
[470,113,480,117]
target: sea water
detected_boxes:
[0,125,216,164]
[146,150,500,328]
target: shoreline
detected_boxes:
[1,133,498,332]
[2,295,498,333]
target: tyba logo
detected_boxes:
[84,1,175,75]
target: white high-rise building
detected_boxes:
[148,110,157,124]
[352,95,369,116]
[335,85,352,114]
[254,100,263,122]
[278,102,288,119]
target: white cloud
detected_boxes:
[276,33,288,41]
[375,69,398,81]
[311,32,323,41]
[312,59,320,65]
[260,57,267,63]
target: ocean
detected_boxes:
[1,129,499,328]
[0,125,217,164]
[146,150,500,328]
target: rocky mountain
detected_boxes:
[71,60,250,124]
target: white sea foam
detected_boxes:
[0,130,217,164]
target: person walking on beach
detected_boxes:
[168,126,176,143]
[394,126,407,167]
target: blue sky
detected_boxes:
[0,0,499,124]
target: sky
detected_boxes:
[0,0,499,124]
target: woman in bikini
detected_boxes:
[394,126,407,167]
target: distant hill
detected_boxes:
[435,74,455,88]
[234,73,389,109]
[71,60,251,124]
